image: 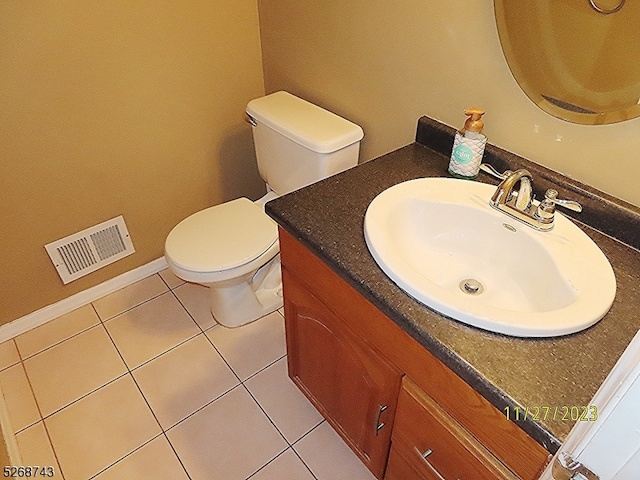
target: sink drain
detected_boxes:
[460,278,484,295]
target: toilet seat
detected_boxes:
[165,197,278,280]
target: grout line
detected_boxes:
[125,331,203,373]
[289,422,327,480]
[162,383,243,434]
[168,286,217,334]
[292,420,326,446]
[244,449,291,479]
[159,430,193,480]
[290,445,321,480]
[168,288,246,385]
[241,353,287,383]
[237,348,320,480]
[37,373,130,422]
[160,430,193,480]
[17,320,102,363]
[157,272,186,291]
[98,311,164,431]
[238,378,320,480]
[86,432,167,479]
[96,288,172,324]
[13,355,67,479]
[240,381,290,446]
[33,422,66,480]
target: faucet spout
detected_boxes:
[491,169,533,211]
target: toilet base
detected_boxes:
[207,254,283,328]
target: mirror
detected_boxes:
[494,0,640,124]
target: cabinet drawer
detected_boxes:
[390,377,517,480]
[386,442,444,480]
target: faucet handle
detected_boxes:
[536,189,582,223]
[479,163,510,180]
[543,189,583,212]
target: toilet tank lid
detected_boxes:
[246,91,364,154]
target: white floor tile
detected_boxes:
[0,340,20,371]
[294,423,377,480]
[167,386,287,480]
[0,364,41,432]
[133,334,239,429]
[204,311,286,380]
[249,449,315,480]
[93,275,168,321]
[158,268,185,290]
[45,375,161,480]
[104,292,200,369]
[245,357,322,443]
[173,282,217,330]
[24,325,127,417]
[15,422,62,479]
[15,304,100,360]
[93,436,189,480]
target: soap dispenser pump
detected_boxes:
[448,107,487,179]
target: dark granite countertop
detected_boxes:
[265,116,640,453]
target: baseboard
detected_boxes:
[0,257,168,343]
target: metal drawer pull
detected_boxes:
[418,448,433,459]
[413,447,447,480]
[373,404,388,435]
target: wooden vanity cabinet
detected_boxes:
[279,228,549,479]
[386,377,518,480]
[284,267,402,477]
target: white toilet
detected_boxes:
[164,91,364,327]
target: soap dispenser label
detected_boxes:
[453,143,473,165]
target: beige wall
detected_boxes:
[0,1,265,325]
[257,0,640,207]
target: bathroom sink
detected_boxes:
[364,177,616,337]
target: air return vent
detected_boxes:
[45,215,135,284]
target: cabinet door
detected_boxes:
[388,377,518,480]
[283,267,402,479]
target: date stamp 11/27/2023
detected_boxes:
[505,404,598,423]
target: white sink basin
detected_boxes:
[364,177,616,337]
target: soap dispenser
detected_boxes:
[448,108,487,179]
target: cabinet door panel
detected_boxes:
[283,267,402,479]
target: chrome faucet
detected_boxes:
[489,168,534,212]
[479,164,582,231]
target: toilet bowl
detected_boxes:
[165,195,283,328]
[164,91,363,328]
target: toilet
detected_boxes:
[164,91,364,327]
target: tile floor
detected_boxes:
[0,270,376,480]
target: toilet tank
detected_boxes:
[246,91,364,195]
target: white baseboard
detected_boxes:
[0,257,168,343]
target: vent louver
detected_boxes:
[45,216,135,284]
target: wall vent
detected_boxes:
[45,215,135,284]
